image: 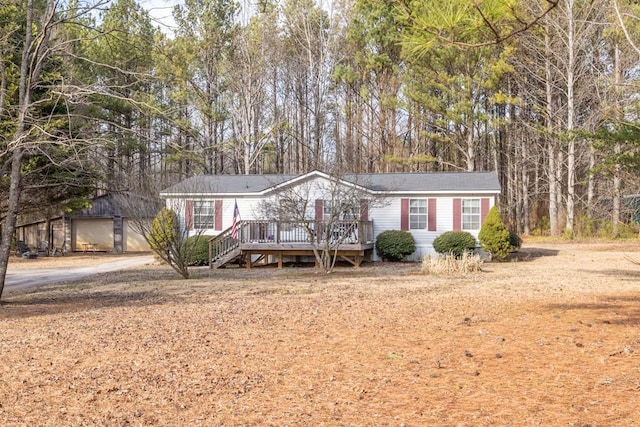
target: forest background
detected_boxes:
[1,0,640,266]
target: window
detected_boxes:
[193,200,215,229]
[462,199,481,230]
[324,199,360,220]
[323,200,332,219]
[409,199,427,229]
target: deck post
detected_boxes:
[278,251,283,268]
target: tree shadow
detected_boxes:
[547,295,640,326]
[577,268,640,280]
[509,247,560,262]
[0,267,186,319]
[0,290,175,320]
[0,260,427,320]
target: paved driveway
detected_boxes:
[4,255,155,292]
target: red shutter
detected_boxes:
[481,198,490,224]
[453,198,462,231]
[400,198,409,231]
[215,200,223,230]
[360,199,369,220]
[428,198,437,231]
[315,199,324,220]
[185,200,193,230]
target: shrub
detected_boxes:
[421,252,483,275]
[432,231,476,257]
[149,207,179,253]
[509,231,522,251]
[184,235,210,266]
[375,230,416,261]
[478,206,512,260]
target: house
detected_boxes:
[15,193,162,253]
[159,170,501,268]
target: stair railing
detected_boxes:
[208,221,244,268]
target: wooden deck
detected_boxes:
[209,220,374,269]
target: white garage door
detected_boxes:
[72,219,113,252]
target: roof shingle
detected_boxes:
[160,171,500,196]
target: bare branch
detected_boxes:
[613,0,640,56]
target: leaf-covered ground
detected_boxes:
[1,242,640,426]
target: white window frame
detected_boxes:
[409,199,427,230]
[193,200,215,230]
[462,198,481,231]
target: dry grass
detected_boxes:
[1,242,640,426]
[421,251,484,275]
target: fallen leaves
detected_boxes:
[0,242,639,425]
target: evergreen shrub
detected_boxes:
[478,206,512,260]
[184,235,209,266]
[432,231,476,257]
[375,230,416,261]
[149,207,179,253]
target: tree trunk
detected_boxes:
[0,148,24,299]
[0,0,43,299]
[521,135,531,235]
[565,0,576,235]
[612,43,622,237]
[545,26,560,237]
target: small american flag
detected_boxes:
[231,200,240,239]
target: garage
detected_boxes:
[124,219,151,252]
[71,218,114,252]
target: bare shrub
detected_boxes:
[421,251,483,275]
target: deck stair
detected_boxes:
[209,224,243,269]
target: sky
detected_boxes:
[139,0,336,35]
[139,0,263,33]
[139,0,181,34]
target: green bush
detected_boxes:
[149,207,179,253]
[375,230,416,261]
[432,231,476,257]
[478,206,512,260]
[184,235,210,266]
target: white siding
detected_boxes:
[369,198,439,262]
[124,219,151,252]
[221,197,263,231]
[369,195,495,262]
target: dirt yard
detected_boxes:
[1,241,639,426]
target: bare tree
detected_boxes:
[0,0,164,297]
[120,180,216,279]
[257,171,385,272]
[0,0,114,299]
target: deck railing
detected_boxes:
[209,219,374,267]
[234,220,373,245]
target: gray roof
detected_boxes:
[348,172,500,193]
[160,171,500,196]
